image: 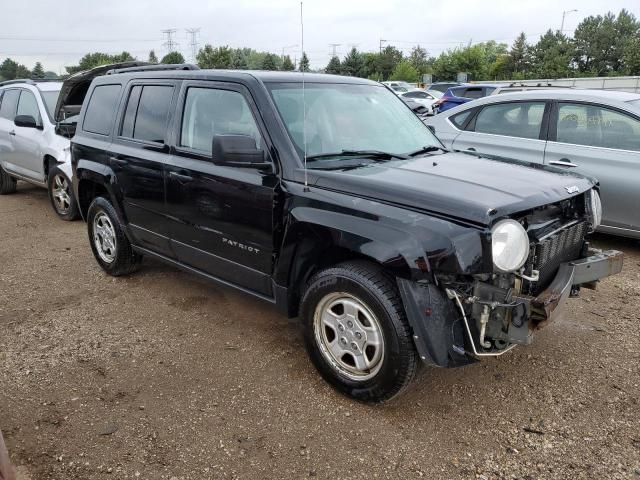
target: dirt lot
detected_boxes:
[0,183,639,480]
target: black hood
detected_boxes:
[310,152,595,226]
[54,61,150,122]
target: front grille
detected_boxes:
[525,221,587,294]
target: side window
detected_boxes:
[463,88,485,99]
[450,109,474,129]
[180,87,262,154]
[130,85,173,143]
[474,102,545,139]
[0,89,20,121]
[83,84,122,136]
[556,102,640,152]
[16,90,41,124]
[120,86,142,138]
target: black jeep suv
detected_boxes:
[71,66,623,402]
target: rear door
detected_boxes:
[0,89,21,174]
[544,101,640,234]
[164,81,278,296]
[11,89,46,180]
[110,81,179,257]
[451,100,549,163]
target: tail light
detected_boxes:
[434,97,449,106]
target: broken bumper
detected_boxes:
[530,249,624,325]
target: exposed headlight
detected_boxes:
[588,190,602,232]
[491,219,529,272]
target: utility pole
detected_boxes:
[560,9,578,32]
[185,28,200,63]
[329,43,341,57]
[281,44,299,61]
[379,39,387,54]
[161,28,178,53]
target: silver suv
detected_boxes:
[0,79,78,220]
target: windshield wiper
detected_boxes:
[306,149,408,161]
[407,146,447,157]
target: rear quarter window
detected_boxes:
[83,84,122,136]
[450,109,474,129]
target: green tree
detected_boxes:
[161,51,185,64]
[32,62,45,79]
[261,53,279,71]
[148,50,158,64]
[531,30,573,78]
[230,49,249,69]
[408,46,429,76]
[377,45,403,80]
[341,47,365,77]
[197,45,232,69]
[325,55,341,74]
[622,35,640,75]
[362,53,380,79]
[299,52,310,72]
[281,55,295,71]
[65,51,134,75]
[508,32,531,78]
[390,61,419,82]
[44,71,58,79]
[0,58,19,80]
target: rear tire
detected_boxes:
[0,166,17,194]
[47,167,79,221]
[300,261,418,403]
[87,196,141,276]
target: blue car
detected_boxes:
[433,84,500,112]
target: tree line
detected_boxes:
[1,9,638,83]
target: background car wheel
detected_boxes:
[87,196,141,276]
[0,166,17,195]
[47,167,79,220]
[300,261,418,403]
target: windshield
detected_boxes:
[40,89,61,121]
[267,82,441,163]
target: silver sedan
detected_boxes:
[426,89,640,239]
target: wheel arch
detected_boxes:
[76,163,125,223]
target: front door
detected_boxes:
[452,101,548,164]
[11,89,46,181]
[544,101,640,235]
[109,81,179,257]
[164,81,277,296]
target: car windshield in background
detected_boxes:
[40,89,61,121]
[267,83,440,164]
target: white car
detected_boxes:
[381,81,415,95]
[399,89,442,115]
[0,79,78,219]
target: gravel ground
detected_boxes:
[1,183,639,480]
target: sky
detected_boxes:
[1,0,638,74]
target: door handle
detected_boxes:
[110,157,128,167]
[8,130,15,136]
[549,158,578,168]
[169,171,193,183]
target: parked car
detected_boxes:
[381,81,414,94]
[426,89,640,238]
[69,67,622,402]
[433,83,566,113]
[0,79,79,219]
[400,96,431,120]
[426,82,461,93]
[400,89,441,115]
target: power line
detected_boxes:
[185,28,200,63]
[161,29,178,53]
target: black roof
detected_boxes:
[94,69,379,85]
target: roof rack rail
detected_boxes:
[105,64,200,75]
[0,78,61,87]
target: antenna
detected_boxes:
[301,1,308,190]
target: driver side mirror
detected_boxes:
[15,115,41,129]
[211,134,271,170]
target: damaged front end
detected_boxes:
[399,191,624,366]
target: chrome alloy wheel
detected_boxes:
[313,292,385,381]
[93,212,117,263]
[52,174,72,214]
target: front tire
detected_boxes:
[0,165,17,194]
[47,167,79,220]
[87,196,141,276]
[300,261,418,403]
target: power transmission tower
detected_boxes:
[329,43,341,57]
[162,28,178,53]
[186,28,200,63]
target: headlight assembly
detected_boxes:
[587,190,602,232]
[491,219,529,272]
